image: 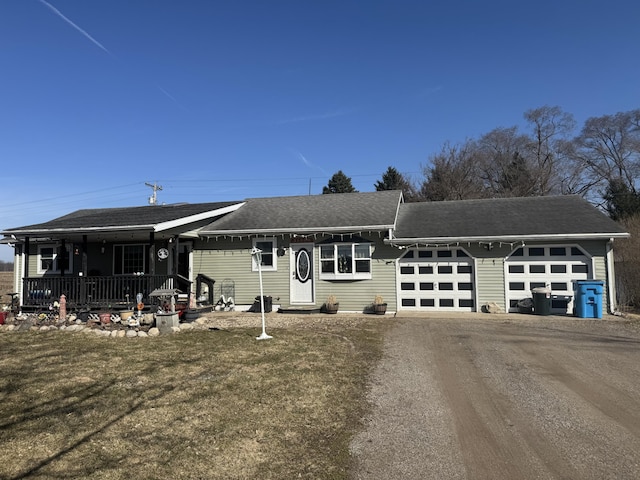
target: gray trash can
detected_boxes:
[532,286,551,316]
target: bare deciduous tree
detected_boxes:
[419,142,487,201]
[570,109,640,202]
[523,105,576,195]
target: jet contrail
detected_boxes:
[39,0,113,56]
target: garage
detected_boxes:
[505,244,592,314]
[398,248,475,312]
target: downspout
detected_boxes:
[606,237,616,313]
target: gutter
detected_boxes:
[386,232,630,245]
[200,224,395,238]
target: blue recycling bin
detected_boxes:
[574,280,604,319]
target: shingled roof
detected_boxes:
[2,201,243,236]
[199,190,403,236]
[392,195,628,243]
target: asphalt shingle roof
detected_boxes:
[3,202,241,234]
[199,190,403,235]
[393,195,628,240]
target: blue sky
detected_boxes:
[1,0,639,261]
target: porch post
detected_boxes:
[23,237,30,305]
[82,235,88,276]
[174,236,180,277]
[60,239,66,277]
[149,232,156,275]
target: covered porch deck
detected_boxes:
[21,274,192,312]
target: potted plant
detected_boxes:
[373,295,387,315]
[324,295,339,314]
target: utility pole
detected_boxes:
[145,182,163,205]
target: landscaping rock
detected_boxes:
[148,327,160,337]
[125,330,137,338]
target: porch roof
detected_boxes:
[1,201,244,239]
[390,195,629,244]
[199,190,403,237]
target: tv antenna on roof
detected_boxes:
[145,182,163,205]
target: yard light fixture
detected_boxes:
[251,247,272,340]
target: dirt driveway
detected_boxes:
[350,314,640,480]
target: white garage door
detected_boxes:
[398,248,475,312]
[505,245,592,314]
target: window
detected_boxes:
[320,242,371,280]
[252,238,277,271]
[37,244,72,274]
[114,245,145,275]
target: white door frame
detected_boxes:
[289,243,314,304]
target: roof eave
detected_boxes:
[2,225,153,237]
[201,224,395,237]
[387,232,630,245]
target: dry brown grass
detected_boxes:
[0,271,14,307]
[0,318,388,479]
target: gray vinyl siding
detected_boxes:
[192,235,398,312]
[471,244,510,311]
[192,237,290,306]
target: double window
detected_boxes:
[320,242,372,280]
[113,245,145,275]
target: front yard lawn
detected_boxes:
[0,321,386,479]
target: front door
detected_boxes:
[290,243,314,304]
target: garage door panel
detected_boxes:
[399,249,475,312]
[506,245,590,314]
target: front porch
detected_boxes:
[21,274,192,312]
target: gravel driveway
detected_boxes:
[350,314,640,480]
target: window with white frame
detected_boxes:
[37,244,72,274]
[320,241,372,280]
[252,237,277,271]
[113,244,145,275]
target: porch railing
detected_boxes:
[22,275,191,310]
